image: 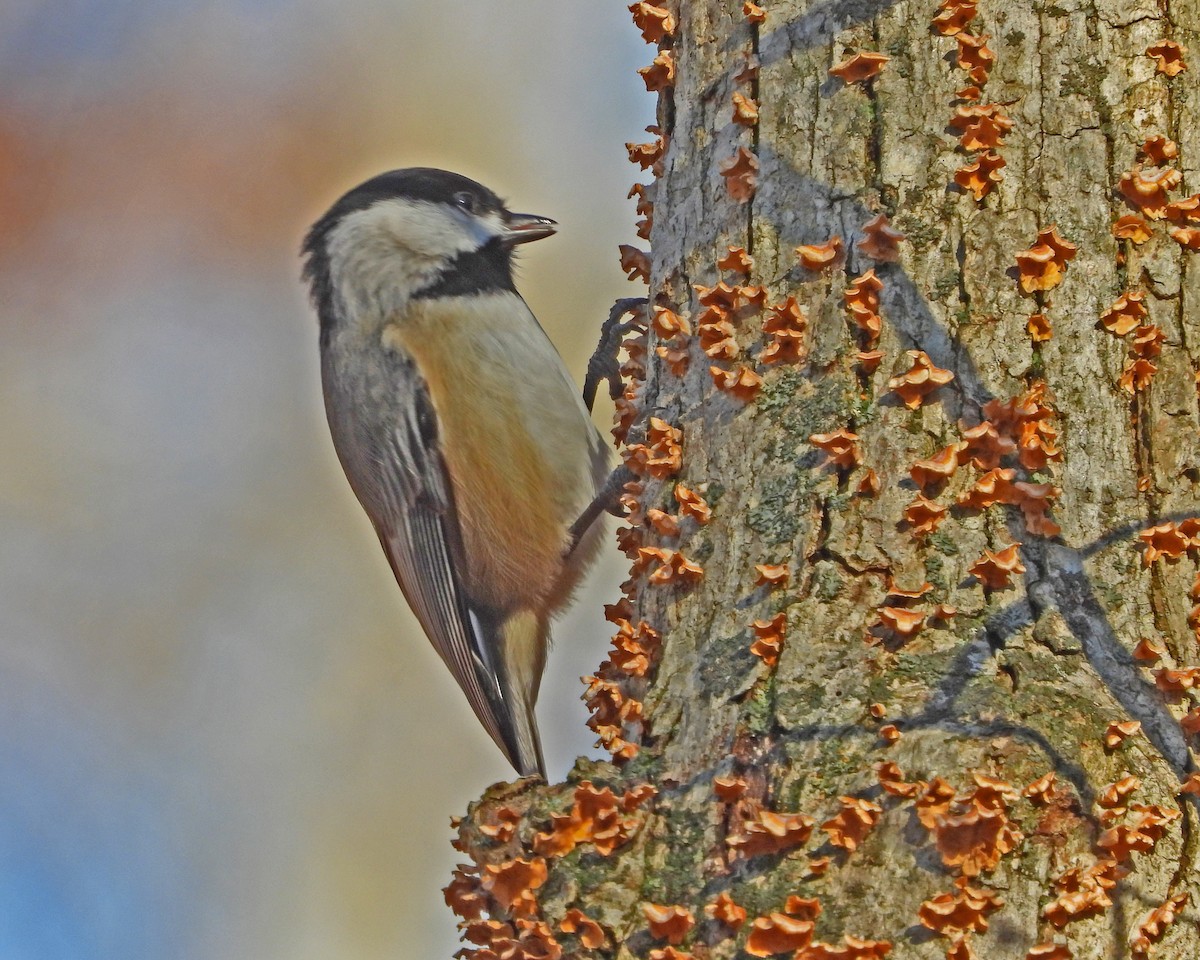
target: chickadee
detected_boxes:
[301,168,608,779]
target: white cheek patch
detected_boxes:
[326,198,502,321]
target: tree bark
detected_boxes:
[449,1,1200,958]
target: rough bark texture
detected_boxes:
[450,1,1200,958]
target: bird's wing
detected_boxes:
[362,350,526,770]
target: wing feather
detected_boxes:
[347,350,522,766]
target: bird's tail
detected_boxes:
[478,608,547,779]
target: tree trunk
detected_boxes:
[448,1,1200,958]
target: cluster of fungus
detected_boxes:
[582,3,691,768]
[445,780,658,960]
[701,760,1181,960]
[715,4,767,204]
[697,789,896,957]
[912,382,1061,594]
[933,0,1009,203]
[1013,225,1077,346]
[1105,137,1198,393]
[1127,526,1200,752]
[1099,285,1171,393]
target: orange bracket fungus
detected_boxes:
[751,614,786,667]
[1113,214,1153,244]
[918,878,1004,936]
[857,349,885,373]
[648,949,695,960]
[932,0,977,35]
[478,805,522,844]
[905,495,949,534]
[481,857,548,912]
[623,417,683,478]
[533,780,654,858]
[720,147,759,203]
[1132,892,1189,958]
[949,103,1013,150]
[1023,772,1058,805]
[960,421,1017,469]
[710,363,763,402]
[821,796,884,851]
[968,544,1025,589]
[627,126,668,174]
[743,1,767,23]
[651,305,691,339]
[698,311,739,361]
[1120,358,1158,393]
[877,606,927,637]
[728,809,816,858]
[845,269,884,345]
[656,342,690,376]
[829,51,890,84]
[713,774,748,802]
[933,801,1023,877]
[1146,39,1188,76]
[877,761,921,798]
[1132,324,1165,358]
[858,213,906,261]
[857,469,881,496]
[644,902,695,944]
[797,236,845,271]
[629,2,675,43]
[1099,290,1147,335]
[754,563,791,588]
[1119,164,1183,219]
[718,245,754,274]
[910,444,964,491]
[1027,313,1052,342]
[1166,193,1200,223]
[638,546,704,586]
[619,244,652,283]
[560,908,608,949]
[954,151,1006,201]
[955,33,995,84]
[706,891,748,929]
[810,428,861,469]
[1138,521,1192,564]
[1132,637,1165,663]
[1015,226,1077,293]
[674,483,712,524]
[732,91,760,126]
[581,678,643,760]
[762,296,808,363]
[629,182,654,239]
[808,855,833,877]
[888,351,955,408]
[639,50,676,92]
[1141,135,1178,164]
[1170,226,1200,250]
[1026,937,1071,956]
[1043,859,1121,927]
[746,914,815,956]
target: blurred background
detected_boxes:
[0,3,649,957]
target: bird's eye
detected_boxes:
[453,191,476,213]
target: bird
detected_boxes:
[301,168,609,779]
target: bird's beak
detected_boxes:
[503,212,558,246]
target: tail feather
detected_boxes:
[474,608,547,779]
